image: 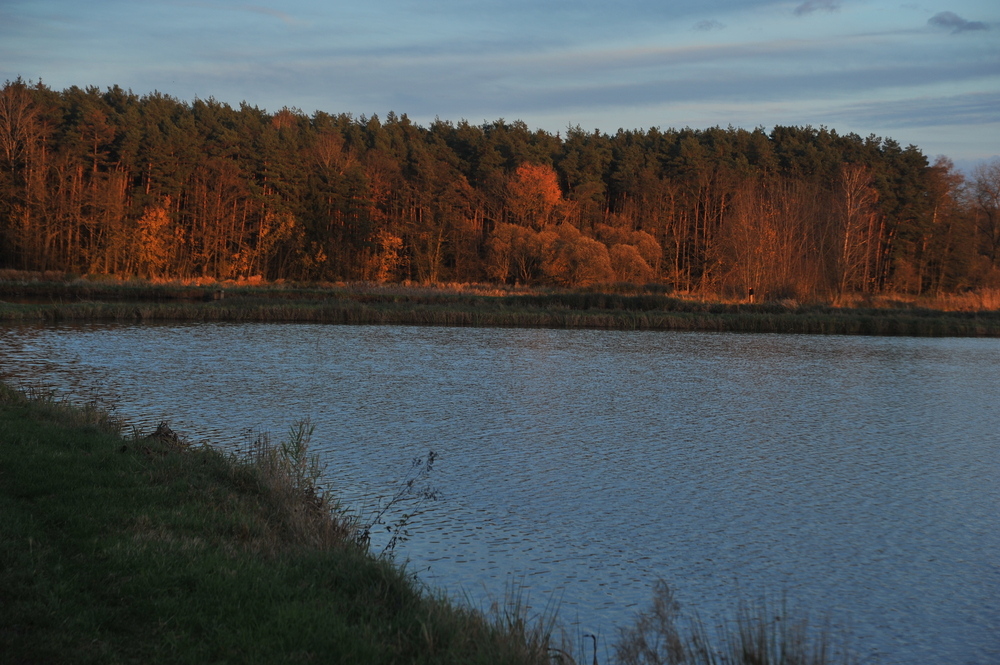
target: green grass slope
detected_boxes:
[0,385,554,665]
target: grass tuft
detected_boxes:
[232,421,357,552]
[614,581,854,665]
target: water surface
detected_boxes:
[2,323,997,664]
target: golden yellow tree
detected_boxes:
[506,163,563,229]
[135,198,173,279]
[364,229,405,283]
[486,222,545,284]
[541,224,614,287]
[609,244,654,284]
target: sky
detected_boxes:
[2,0,998,171]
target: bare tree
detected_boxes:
[972,160,1000,267]
[837,163,881,296]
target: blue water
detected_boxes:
[2,323,998,664]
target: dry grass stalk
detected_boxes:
[235,421,356,550]
[615,581,854,665]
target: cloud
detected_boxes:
[245,41,993,124]
[831,92,1000,129]
[928,12,988,33]
[694,20,725,31]
[176,2,302,26]
[241,5,298,26]
[793,0,840,16]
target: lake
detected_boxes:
[1,322,997,664]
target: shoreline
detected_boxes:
[0,382,559,664]
[2,279,999,336]
[0,382,867,664]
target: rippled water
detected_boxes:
[2,323,998,664]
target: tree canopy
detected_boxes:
[2,80,998,299]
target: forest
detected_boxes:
[1,79,999,301]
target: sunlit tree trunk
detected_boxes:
[837,163,881,296]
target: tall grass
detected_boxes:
[614,581,853,665]
[229,421,357,551]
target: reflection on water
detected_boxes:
[2,323,998,664]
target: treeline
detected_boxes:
[2,79,999,299]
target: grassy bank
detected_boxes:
[2,278,999,336]
[0,385,859,664]
[0,384,557,664]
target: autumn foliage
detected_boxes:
[2,79,999,300]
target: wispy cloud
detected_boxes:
[507,59,997,113]
[241,5,299,26]
[832,92,1000,128]
[175,2,302,26]
[201,39,993,124]
[793,0,840,17]
[694,20,725,31]
[928,12,988,34]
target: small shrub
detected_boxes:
[356,451,440,557]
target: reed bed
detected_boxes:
[2,292,998,337]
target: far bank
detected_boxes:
[2,278,999,336]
